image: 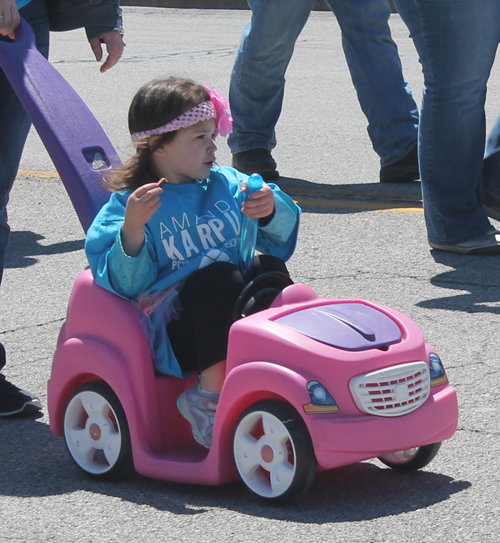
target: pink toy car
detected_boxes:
[0,18,458,505]
[48,269,458,504]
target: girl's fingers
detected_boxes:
[135,182,163,193]
[132,184,163,201]
[248,186,273,202]
[131,196,161,211]
[243,201,273,218]
[244,191,274,215]
[128,188,162,214]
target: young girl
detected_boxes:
[85,77,301,449]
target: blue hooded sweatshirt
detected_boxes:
[85,166,301,376]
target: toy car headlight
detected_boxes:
[303,381,339,414]
[429,353,449,387]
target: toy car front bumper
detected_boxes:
[307,385,458,470]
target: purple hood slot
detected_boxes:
[275,303,402,351]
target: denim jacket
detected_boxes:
[45,0,122,41]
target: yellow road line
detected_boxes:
[294,197,424,214]
[19,169,60,179]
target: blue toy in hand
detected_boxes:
[239,173,264,279]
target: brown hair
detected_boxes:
[103,77,210,192]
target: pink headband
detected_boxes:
[131,86,233,143]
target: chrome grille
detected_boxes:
[350,361,430,417]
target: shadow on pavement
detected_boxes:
[417,250,500,314]
[5,231,84,269]
[0,414,470,523]
[277,176,423,214]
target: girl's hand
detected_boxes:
[121,182,163,257]
[241,182,275,220]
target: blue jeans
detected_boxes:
[0,0,49,377]
[483,114,500,199]
[394,0,500,246]
[228,0,419,167]
[0,0,49,287]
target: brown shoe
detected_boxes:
[232,149,279,181]
[380,145,420,183]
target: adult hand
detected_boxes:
[0,0,20,39]
[241,182,275,220]
[89,30,124,73]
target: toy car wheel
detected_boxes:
[233,400,317,504]
[378,442,442,473]
[63,381,133,480]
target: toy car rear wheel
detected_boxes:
[233,400,317,504]
[378,442,442,473]
[63,381,133,480]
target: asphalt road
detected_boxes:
[1,7,500,543]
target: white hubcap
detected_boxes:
[234,411,296,498]
[64,390,122,474]
[381,447,419,465]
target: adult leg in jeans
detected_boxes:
[395,0,500,250]
[229,0,314,179]
[229,0,419,182]
[481,114,500,222]
[0,0,49,415]
[327,0,419,169]
[483,116,500,198]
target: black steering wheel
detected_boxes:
[232,272,294,321]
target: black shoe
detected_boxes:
[232,149,279,181]
[482,190,500,222]
[0,378,42,417]
[380,145,420,183]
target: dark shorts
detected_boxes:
[167,255,289,374]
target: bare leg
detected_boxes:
[200,360,226,393]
